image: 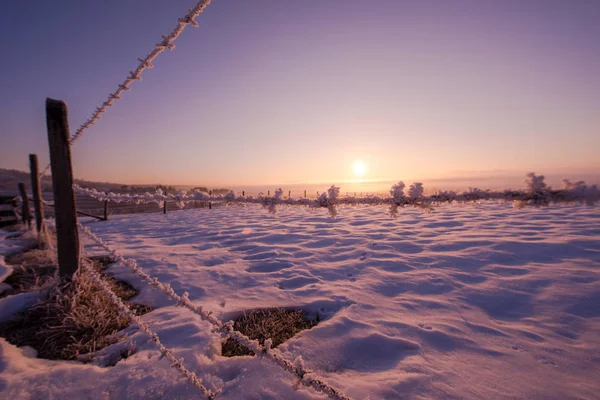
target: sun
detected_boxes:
[352,160,367,178]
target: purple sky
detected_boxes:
[1,0,599,187]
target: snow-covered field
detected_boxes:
[1,203,600,399]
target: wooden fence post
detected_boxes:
[18,183,31,229]
[46,98,79,279]
[163,201,167,214]
[103,200,109,221]
[29,154,46,235]
[288,190,291,198]
[304,190,306,198]
[209,190,212,209]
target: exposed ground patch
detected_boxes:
[221,308,317,357]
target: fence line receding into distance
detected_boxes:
[73,176,600,219]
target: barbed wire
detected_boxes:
[78,222,354,400]
[80,259,219,399]
[39,0,213,177]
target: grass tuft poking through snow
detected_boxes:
[0,249,151,361]
[222,308,317,357]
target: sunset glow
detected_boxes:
[1,1,599,188]
[352,161,367,178]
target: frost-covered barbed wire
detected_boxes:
[73,173,599,218]
[78,223,353,400]
[80,259,218,399]
[39,0,213,177]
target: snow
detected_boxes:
[0,291,44,323]
[1,202,600,399]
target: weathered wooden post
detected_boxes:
[304,190,306,198]
[209,190,212,209]
[18,183,32,229]
[288,190,291,198]
[268,190,270,196]
[103,200,109,221]
[29,154,46,234]
[242,190,245,196]
[46,98,79,278]
[163,201,167,214]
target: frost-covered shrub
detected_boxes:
[524,172,547,194]
[562,179,599,205]
[327,185,340,201]
[408,182,424,198]
[523,172,550,205]
[390,181,405,200]
[388,181,406,217]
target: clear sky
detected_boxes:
[1,0,599,187]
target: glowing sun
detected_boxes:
[352,160,367,178]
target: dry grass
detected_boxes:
[2,249,58,297]
[0,248,151,361]
[222,308,317,357]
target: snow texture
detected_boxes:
[1,203,600,399]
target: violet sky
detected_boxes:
[1,0,599,186]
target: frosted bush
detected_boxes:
[408,182,424,198]
[390,181,405,200]
[225,190,236,201]
[327,185,340,201]
[563,179,599,205]
[524,172,550,205]
[524,173,546,194]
